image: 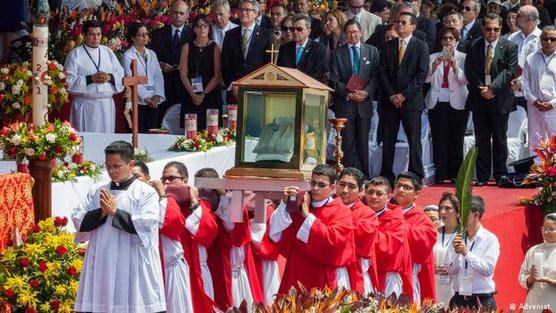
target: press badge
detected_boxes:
[191,77,204,93]
[485,75,491,86]
[460,275,473,296]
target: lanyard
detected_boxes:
[441,226,458,247]
[541,53,555,67]
[82,45,101,71]
[464,235,476,269]
[135,51,148,74]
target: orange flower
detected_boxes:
[24,95,31,105]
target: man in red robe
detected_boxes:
[364,176,413,300]
[393,171,437,304]
[336,167,379,294]
[268,164,356,293]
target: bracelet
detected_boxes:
[190,203,200,212]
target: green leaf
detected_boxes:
[455,147,478,234]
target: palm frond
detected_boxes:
[455,147,478,234]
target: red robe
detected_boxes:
[208,207,264,310]
[181,199,218,313]
[375,204,413,299]
[348,199,379,294]
[403,205,437,302]
[251,205,280,293]
[273,197,356,293]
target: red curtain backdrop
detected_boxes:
[0,173,35,252]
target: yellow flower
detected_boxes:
[23,243,46,259]
[16,288,38,307]
[59,302,73,313]
[70,258,83,272]
[1,247,18,264]
[3,276,26,290]
[38,218,56,233]
[39,302,51,312]
[54,284,67,296]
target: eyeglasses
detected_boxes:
[196,24,210,29]
[172,10,187,15]
[286,27,305,32]
[442,36,455,40]
[160,175,185,183]
[485,27,500,32]
[395,20,408,25]
[281,25,293,31]
[395,183,415,191]
[239,7,255,12]
[365,189,387,197]
[309,180,330,188]
[337,181,359,190]
[463,6,473,11]
[541,37,556,42]
[541,226,556,233]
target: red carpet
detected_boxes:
[416,184,544,310]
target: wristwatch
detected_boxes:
[190,203,200,212]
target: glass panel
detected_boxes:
[242,91,297,163]
[303,93,326,167]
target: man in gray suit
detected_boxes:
[345,0,382,42]
[330,19,379,178]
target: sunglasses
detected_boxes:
[542,37,556,42]
[287,27,305,32]
[395,20,408,25]
[485,27,500,32]
[160,175,185,183]
[195,23,210,29]
[309,180,330,188]
[463,6,473,11]
[442,36,455,40]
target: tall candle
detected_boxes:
[185,114,198,139]
[32,25,49,126]
[227,105,237,129]
[207,109,219,135]
[534,251,544,277]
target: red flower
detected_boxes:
[29,134,35,141]
[55,245,68,256]
[24,96,31,105]
[66,266,77,276]
[32,223,41,233]
[78,248,86,257]
[19,258,30,267]
[54,216,68,227]
[47,62,57,71]
[38,260,48,272]
[0,127,9,136]
[0,94,4,103]
[6,239,13,246]
[38,153,47,160]
[69,132,77,141]
[25,307,36,313]
[8,146,17,157]
[546,166,556,177]
[3,289,15,298]
[50,86,58,95]
[53,145,63,154]
[194,143,200,149]
[29,279,39,288]
[50,299,61,310]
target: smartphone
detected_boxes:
[441,47,451,61]
[286,191,305,212]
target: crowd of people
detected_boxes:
[59,0,556,186]
[72,140,556,312]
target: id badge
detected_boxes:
[460,275,473,296]
[485,75,492,86]
[191,77,204,93]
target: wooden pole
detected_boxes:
[123,59,148,148]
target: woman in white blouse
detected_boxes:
[519,213,556,312]
[425,27,468,185]
[434,192,460,308]
[121,21,166,133]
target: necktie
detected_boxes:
[485,44,493,75]
[242,29,251,56]
[441,62,450,88]
[461,27,466,40]
[351,45,360,74]
[296,46,303,66]
[173,29,180,51]
[398,40,405,65]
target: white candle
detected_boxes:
[32,25,49,126]
[534,251,544,277]
[436,246,448,267]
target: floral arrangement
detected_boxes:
[169,128,236,152]
[524,135,556,214]
[0,217,85,313]
[0,120,81,161]
[134,147,152,162]
[52,160,103,183]
[0,61,68,122]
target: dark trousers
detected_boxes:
[429,102,468,181]
[515,96,527,113]
[472,105,509,181]
[337,109,371,178]
[138,105,160,133]
[380,108,424,184]
[449,292,497,310]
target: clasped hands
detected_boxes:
[145,95,161,109]
[389,93,406,108]
[100,188,118,217]
[91,71,112,84]
[533,100,554,112]
[479,86,495,100]
[526,265,556,287]
[348,90,368,103]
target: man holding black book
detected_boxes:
[329,18,379,178]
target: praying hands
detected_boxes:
[100,188,118,217]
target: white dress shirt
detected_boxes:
[462,20,476,40]
[212,22,239,48]
[444,225,500,295]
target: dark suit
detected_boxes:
[417,16,437,50]
[464,37,518,182]
[330,44,379,177]
[221,24,272,90]
[276,39,328,81]
[366,24,428,51]
[257,15,272,29]
[462,20,482,43]
[149,25,192,123]
[309,16,323,39]
[379,36,429,183]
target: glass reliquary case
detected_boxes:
[225,64,332,180]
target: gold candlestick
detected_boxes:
[329,118,348,174]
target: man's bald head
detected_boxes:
[171,0,189,28]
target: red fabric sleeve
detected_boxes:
[305,203,355,267]
[160,197,185,241]
[192,199,219,248]
[405,208,437,264]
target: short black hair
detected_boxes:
[312,164,337,184]
[365,176,392,194]
[195,167,219,178]
[399,12,418,25]
[338,167,365,189]
[482,13,503,26]
[164,161,189,178]
[470,195,485,219]
[395,171,422,191]
[134,160,150,176]
[545,213,556,222]
[126,21,147,45]
[104,141,134,163]
[344,18,362,32]
[83,20,102,35]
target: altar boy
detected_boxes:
[71,141,166,313]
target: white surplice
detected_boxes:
[71,180,166,313]
[120,46,166,106]
[518,242,556,313]
[185,205,215,299]
[251,222,280,305]
[65,44,124,133]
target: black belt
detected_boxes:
[455,292,495,300]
